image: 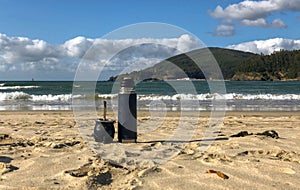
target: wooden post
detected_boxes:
[103,101,107,120]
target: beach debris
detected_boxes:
[206,169,229,180]
[34,121,46,125]
[125,151,141,157]
[235,149,300,163]
[230,130,279,139]
[0,135,35,147]
[65,162,92,177]
[256,130,279,139]
[230,131,253,137]
[0,134,10,141]
[107,160,126,169]
[53,140,81,149]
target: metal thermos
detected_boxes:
[118,78,137,143]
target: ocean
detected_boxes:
[0,81,300,111]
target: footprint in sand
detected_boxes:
[281,168,296,174]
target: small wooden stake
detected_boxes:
[103,101,107,120]
[206,170,229,180]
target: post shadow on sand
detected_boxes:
[137,137,229,144]
[93,136,228,145]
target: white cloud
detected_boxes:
[176,34,201,52]
[210,2,275,20]
[63,36,93,58]
[209,0,300,35]
[227,38,300,54]
[210,0,300,20]
[240,18,287,28]
[240,18,268,27]
[270,19,287,28]
[214,24,235,36]
[0,34,65,65]
[0,33,202,80]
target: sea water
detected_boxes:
[0,81,299,111]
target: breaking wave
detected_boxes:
[0,85,39,90]
[1,92,300,102]
[0,92,73,102]
[137,93,300,101]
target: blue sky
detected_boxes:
[0,0,300,80]
[0,1,222,45]
[2,0,298,46]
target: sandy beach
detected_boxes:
[1,111,300,189]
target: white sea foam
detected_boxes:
[0,92,73,102]
[0,85,39,90]
[0,83,5,87]
[223,93,300,100]
[0,92,31,101]
[31,94,73,101]
[97,94,118,99]
[1,92,300,102]
[137,93,300,101]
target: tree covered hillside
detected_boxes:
[110,48,300,81]
[234,49,300,80]
[112,47,256,81]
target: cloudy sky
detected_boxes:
[0,0,300,80]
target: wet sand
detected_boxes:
[0,111,300,189]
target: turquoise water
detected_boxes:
[0,81,300,111]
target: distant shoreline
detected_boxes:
[1,110,300,116]
[1,78,300,82]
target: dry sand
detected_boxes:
[0,111,300,189]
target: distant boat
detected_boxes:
[32,78,34,82]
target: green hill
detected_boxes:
[111,47,256,81]
[233,49,300,81]
[110,48,300,81]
